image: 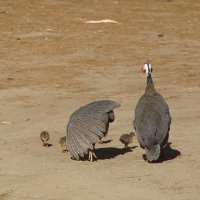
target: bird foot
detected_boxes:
[99,138,103,144]
[88,151,97,162]
[62,149,68,153]
[124,145,129,149]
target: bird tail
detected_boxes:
[145,144,161,163]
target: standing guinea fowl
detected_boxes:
[133,61,171,162]
[40,131,50,147]
[59,136,68,153]
[66,100,120,162]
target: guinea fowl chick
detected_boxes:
[59,136,68,153]
[119,132,135,149]
[40,131,50,147]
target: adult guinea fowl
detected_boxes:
[133,61,171,162]
[66,100,120,162]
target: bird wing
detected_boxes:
[152,94,171,146]
[134,94,171,149]
[134,107,157,149]
[67,100,120,160]
[134,95,150,148]
[83,100,121,113]
[155,107,171,146]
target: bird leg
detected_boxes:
[42,140,46,147]
[44,142,49,147]
[61,145,68,153]
[125,144,130,150]
[88,150,97,162]
[61,145,65,153]
[99,137,103,144]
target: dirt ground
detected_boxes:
[0,0,200,199]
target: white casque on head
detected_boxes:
[143,63,152,76]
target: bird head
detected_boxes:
[141,60,153,76]
[107,110,115,122]
[130,132,135,136]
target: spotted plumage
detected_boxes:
[133,62,171,162]
[66,100,120,161]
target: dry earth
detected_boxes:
[0,0,200,199]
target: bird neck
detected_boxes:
[145,74,155,93]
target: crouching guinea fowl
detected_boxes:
[133,61,171,162]
[66,100,120,162]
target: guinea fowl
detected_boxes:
[40,131,50,147]
[133,61,171,162]
[119,132,135,149]
[59,136,68,153]
[66,100,120,162]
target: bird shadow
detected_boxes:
[95,146,138,160]
[161,142,181,161]
[100,139,113,144]
[142,142,181,163]
[62,149,68,153]
[46,143,53,147]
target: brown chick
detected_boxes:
[119,132,135,149]
[40,131,50,147]
[59,136,68,153]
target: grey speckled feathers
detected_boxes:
[66,100,120,160]
[133,63,171,162]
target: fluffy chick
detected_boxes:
[119,132,135,149]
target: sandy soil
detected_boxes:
[0,0,200,199]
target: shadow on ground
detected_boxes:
[100,139,113,144]
[95,146,138,160]
[46,143,53,147]
[162,142,181,161]
[142,142,181,163]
